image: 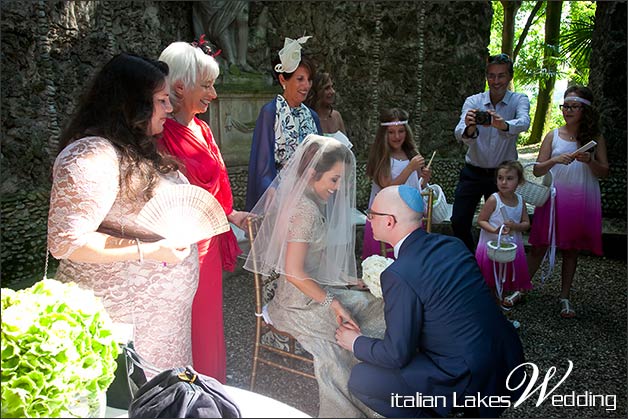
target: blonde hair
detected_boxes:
[158,42,220,110]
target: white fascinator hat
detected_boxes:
[274,35,312,73]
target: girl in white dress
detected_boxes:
[528,86,609,318]
[475,161,531,307]
[363,108,431,259]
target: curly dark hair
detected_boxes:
[564,85,601,147]
[366,108,419,187]
[59,53,179,201]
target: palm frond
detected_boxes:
[559,17,594,68]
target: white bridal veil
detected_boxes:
[244,134,357,286]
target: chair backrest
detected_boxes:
[421,187,434,233]
[246,216,265,317]
[378,188,433,257]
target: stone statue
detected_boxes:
[192,1,255,73]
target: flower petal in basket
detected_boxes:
[136,184,230,246]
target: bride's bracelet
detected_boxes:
[320,292,334,307]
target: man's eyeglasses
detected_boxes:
[365,209,397,223]
[559,104,584,112]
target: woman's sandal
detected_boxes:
[502,291,524,308]
[559,298,576,318]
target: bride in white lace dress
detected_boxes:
[47,53,199,370]
[245,135,385,417]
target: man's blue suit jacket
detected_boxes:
[354,228,525,417]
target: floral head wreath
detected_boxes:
[190,34,221,58]
[275,35,312,73]
[380,120,408,127]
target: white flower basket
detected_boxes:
[487,225,517,263]
[426,184,452,224]
[516,162,553,207]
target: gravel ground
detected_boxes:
[223,249,627,418]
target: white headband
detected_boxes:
[380,120,408,127]
[274,36,312,74]
[564,96,591,106]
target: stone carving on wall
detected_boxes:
[192,1,255,73]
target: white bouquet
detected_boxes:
[361,255,394,298]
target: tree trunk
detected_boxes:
[526,0,563,145]
[500,0,522,57]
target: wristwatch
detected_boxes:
[502,121,510,132]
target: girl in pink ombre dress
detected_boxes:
[528,86,609,319]
[475,161,532,306]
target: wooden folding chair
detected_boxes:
[379,188,434,256]
[246,216,315,390]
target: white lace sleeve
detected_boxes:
[48,137,120,259]
[287,198,322,243]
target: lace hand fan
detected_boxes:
[136,184,230,246]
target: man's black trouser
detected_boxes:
[451,163,498,252]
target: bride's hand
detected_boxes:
[330,299,360,332]
[353,280,369,290]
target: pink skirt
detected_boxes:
[529,183,602,255]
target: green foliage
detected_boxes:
[517,94,564,146]
[489,1,596,94]
[559,3,595,85]
[1,280,119,418]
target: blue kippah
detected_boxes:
[398,185,424,213]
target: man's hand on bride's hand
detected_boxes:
[331,299,360,332]
[335,324,361,352]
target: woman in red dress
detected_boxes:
[158,39,248,382]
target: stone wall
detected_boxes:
[1,1,193,194]
[250,1,491,162]
[1,1,493,286]
[248,0,492,208]
[589,1,627,218]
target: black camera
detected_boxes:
[475,111,492,125]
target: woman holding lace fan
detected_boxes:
[244,135,385,417]
[158,39,249,382]
[244,36,322,211]
[48,53,198,371]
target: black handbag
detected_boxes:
[106,342,149,409]
[128,366,241,418]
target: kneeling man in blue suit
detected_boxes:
[336,185,526,418]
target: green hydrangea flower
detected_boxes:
[1,279,119,417]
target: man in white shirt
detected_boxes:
[452,53,530,251]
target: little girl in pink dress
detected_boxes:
[475,161,532,307]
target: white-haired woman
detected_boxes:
[158,38,248,382]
